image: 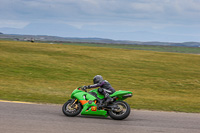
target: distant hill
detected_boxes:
[0,33,200,47]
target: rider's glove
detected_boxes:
[83,86,88,90]
[87,85,91,89]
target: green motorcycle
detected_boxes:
[62,86,132,120]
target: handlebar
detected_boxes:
[78,86,87,92]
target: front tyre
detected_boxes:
[62,99,82,117]
[108,101,131,120]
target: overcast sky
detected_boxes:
[0,0,200,42]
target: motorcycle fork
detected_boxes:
[70,99,78,108]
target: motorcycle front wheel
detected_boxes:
[62,99,82,117]
[108,101,131,120]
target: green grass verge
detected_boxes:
[0,40,200,113]
[61,42,200,54]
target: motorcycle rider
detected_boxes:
[84,75,115,105]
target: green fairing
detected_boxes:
[70,87,132,117]
[81,102,108,116]
[89,89,104,99]
[110,90,133,100]
[71,89,96,101]
[71,88,107,117]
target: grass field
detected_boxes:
[0,40,200,113]
[62,42,200,54]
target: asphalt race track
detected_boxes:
[0,101,200,133]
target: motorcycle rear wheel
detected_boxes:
[108,101,130,120]
[62,99,82,117]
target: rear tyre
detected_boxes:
[108,101,130,120]
[62,99,82,117]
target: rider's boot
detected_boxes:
[98,93,112,109]
[104,93,112,106]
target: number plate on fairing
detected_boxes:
[91,106,97,111]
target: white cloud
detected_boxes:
[1,0,200,23]
[0,20,29,28]
[0,0,200,41]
